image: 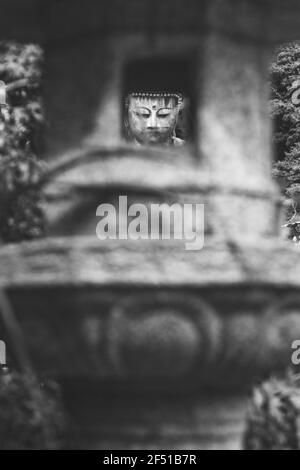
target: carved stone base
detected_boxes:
[1,236,300,448]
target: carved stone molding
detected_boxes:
[107,293,221,379]
[4,285,300,389]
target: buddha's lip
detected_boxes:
[143,128,170,133]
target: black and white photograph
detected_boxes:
[0,0,300,456]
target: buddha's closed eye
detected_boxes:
[134,107,151,118]
[157,108,172,118]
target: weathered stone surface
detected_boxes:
[1,258,300,392]
[65,393,246,450]
[199,32,272,183]
[2,236,300,288]
[2,1,300,44]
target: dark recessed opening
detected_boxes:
[123,57,195,145]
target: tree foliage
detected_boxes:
[0,370,66,449]
[244,372,300,450]
[271,42,300,205]
[0,42,45,242]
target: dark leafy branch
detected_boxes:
[0,42,45,243]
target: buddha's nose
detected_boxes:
[147,112,158,128]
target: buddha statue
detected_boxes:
[124,92,185,146]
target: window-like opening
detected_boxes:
[123,57,195,147]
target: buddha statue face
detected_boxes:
[125,93,182,145]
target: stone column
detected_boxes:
[198,1,281,240]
